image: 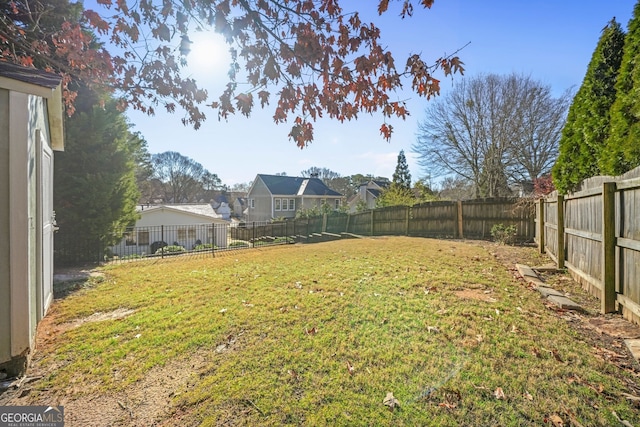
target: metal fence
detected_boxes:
[55,198,533,267]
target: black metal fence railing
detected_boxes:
[54,198,533,267]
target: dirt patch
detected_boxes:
[586,317,640,340]
[454,288,497,303]
[2,349,210,427]
[62,308,136,330]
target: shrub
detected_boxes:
[228,240,250,248]
[193,243,216,251]
[150,241,167,253]
[155,245,185,255]
[273,236,294,244]
[491,224,517,245]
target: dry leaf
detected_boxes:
[524,391,533,401]
[305,327,317,335]
[383,392,400,411]
[346,361,355,376]
[552,350,564,363]
[219,308,227,314]
[493,387,505,400]
[427,326,440,334]
[287,369,298,380]
[548,414,564,426]
[439,402,457,409]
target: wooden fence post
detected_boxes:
[457,201,463,239]
[537,198,545,254]
[370,210,375,236]
[405,206,410,236]
[602,182,616,314]
[556,195,564,269]
[345,213,351,234]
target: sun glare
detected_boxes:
[186,31,230,77]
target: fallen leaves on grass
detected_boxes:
[305,327,317,336]
[493,387,505,400]
[346,360,355,376]
[546,414,564,426]
[383,392,400,411]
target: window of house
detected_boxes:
[289,199,295,210]
[125,232,136,246]
[275,198,281,211]
[249,198,255,209]
[138,230,150,246]
[177,228,187,241]
[335,199,340,210]
[188,227,196,239]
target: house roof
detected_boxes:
[257,174,342,197]
[368,188,383,198]
[0,61,64,151]
[138,204,227,222]
[0,61,61,90]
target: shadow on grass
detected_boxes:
[53,266,104,300]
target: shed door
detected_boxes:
[38,131,54,319]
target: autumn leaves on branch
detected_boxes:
[0,0,464,146]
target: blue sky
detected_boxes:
[120,1,636,187]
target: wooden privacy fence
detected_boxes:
[535,166,640,324]
[232,198,533,243]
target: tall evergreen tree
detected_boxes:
[54,86,147,262]
[552,19,625,193]
[604,3,640,174]
[392,150,412,192]
[377,150,418,207]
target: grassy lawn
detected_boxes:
[16,237,640,425]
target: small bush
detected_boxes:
[273,237,294,244]
[155,245,186,255]
[193,243,216,251]
[228,241,250,248]
[491,224,517,245]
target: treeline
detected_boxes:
[553,10,640,193]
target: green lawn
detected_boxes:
[33,237,640,425]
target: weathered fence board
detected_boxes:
[536,165,640,325]
[408,201,458,237]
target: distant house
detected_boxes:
[211,194,231,220]
[246,174,343,222]
[0,62,64,375]
[347,179,390,212]
[109,204,229,257]
[232,196,247,218]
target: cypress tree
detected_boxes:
[603,2,640,174]
[552,18,625,193]
[54,86,147,262]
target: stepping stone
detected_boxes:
[547,295,582,311]
[536,286,565,298]
[515,264,545,287]
[624,339,640,364]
